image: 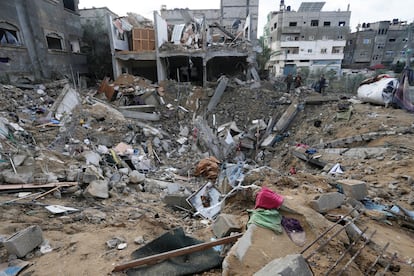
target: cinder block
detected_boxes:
[3,225,44,257]
[310,192,345,213]
[337,179,368,200]
[212,214,242,238]
[254,254,313,276]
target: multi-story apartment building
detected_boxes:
[0,0,87,82]
[343,19,414,69]
[264,1,351,77]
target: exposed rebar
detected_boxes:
[364,242,390,275]
[301,207,356,254]
[305,214,360,260]
[337,230,377,276]
[324,227,369,276]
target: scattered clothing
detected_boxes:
[248,208,283,234]
[282,217,306,246]
[255,187,284,209]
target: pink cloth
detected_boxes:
[255,187,284,209]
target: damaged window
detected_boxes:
[389,38,396,42]
[46,33,64,50]
[324,21,331,27]
[273,23,277,29]
[0,22,20,46]
[311,20,319,27]
[321,48,327,54]
[289,22,297,27]
[63,0,76,12]
[332,47,341,54]
[338,21,346,26]
[0,28,19,45]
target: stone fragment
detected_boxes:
[3,225,44,258]
[309,192,345,213]
[337,179,368,200]
[128,170,146,184]
[84,179,109,199]
[212,214,242,238]
[254,254,313,276]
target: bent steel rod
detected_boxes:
[305,214,360,260]
[324,227,369,276]
[300,207,356,254]
[337,230,377,276]
[364,242,390,276]
[378,252,398,276]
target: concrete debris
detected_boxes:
[254,254,313,276]
[1,69,414,275]
[3,225,44,258]
[310,192,345,213]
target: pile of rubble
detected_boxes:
[0,75,413,275]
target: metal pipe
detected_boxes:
[337,230,377,276]
[324,227,369,276]
[301,207,356,254]
[305,214,360,260]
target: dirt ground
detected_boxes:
[0,78,414,275]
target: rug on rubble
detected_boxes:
[281,216,306,246]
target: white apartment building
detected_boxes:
[264,1,351,77]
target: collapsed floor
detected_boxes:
[0,76,413,275]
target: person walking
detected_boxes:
[319,74,326,94]
[284,73,293,93]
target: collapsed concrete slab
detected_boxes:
[310,192,345,213]
[207,76,229,113]
[253,254,313,276]
[273,99,300,133]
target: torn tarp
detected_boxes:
[127,227,222,276]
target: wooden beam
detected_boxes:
[112,232,243,272]
[0,182,78,191]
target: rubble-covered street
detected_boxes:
[1,75,414,275]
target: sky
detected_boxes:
[78,0,414,35]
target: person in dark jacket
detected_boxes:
[318,74,326,94]
[284,74,293,93]
[294,74,302,88]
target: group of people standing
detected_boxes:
[284,73,326,94]
[284,73,302,93]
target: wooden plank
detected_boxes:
[112,232,243,272]
[0,182,78,191]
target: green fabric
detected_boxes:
[247,208,283,234]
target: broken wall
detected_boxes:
[79,8,117,80]
[0,0,87,82]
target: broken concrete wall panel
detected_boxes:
[155,12,168,48]
[52,84,81,120]
[193,116,224,160]
[273,99,300,133]
[119,110,160,121]
[207,76,229,113]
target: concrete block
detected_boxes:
[4,225,44,257]
[212,214,242,238]
[162,193,192,209]
[254,254,313,276]
[310,192,345,213]
[337,179,368,200]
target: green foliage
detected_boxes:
[256,36,271,73]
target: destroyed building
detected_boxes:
[109,0,259,86]
[79,7,119,80]
[0,0,87,83]
[264,1,351,77]
[343,20,414,70]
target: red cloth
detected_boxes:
[255,187,284,209]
